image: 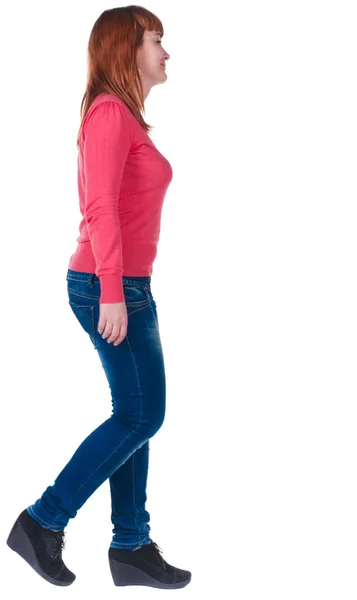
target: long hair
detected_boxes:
[76,5,164,146]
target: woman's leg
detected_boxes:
[109,441,151,549]
[26,272,165,550]
[100,289,165,549]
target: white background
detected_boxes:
[1,0,357,598]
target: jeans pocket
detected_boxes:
[124,285,151,313]
[68,300,97,347]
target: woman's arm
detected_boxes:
[83,100,131,304]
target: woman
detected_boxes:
[6,5,191,590]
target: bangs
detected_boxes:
[136,9,164,37]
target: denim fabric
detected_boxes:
[27,269,166,550]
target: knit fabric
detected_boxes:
[68,93,173,303]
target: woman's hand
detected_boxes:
[98,302,128,346]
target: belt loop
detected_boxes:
[87,273,96,287]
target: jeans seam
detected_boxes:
[66,332,144,514]
[126,290,151,315]
[125,333,143,428]
[68,301,96,346]
[133,452,141,537]
[127,304,149,316]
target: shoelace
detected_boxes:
[151,541,167,570]
[44,530,66,560]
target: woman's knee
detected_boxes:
[113,402,165,438]
[148,406,166,436]
[136,403,165,438]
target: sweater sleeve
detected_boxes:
[83,100,131,304]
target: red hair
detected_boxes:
[76,5,164,146]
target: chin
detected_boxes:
[157,73,167,84]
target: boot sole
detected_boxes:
[109,558,191,589]
[6,518,75,587]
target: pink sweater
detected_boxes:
[68,93,173,303]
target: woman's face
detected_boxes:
[136,29,170,90]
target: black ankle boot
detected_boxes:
[108,540,191,589]
[6,509,75,586]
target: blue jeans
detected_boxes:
[27,269,166,550]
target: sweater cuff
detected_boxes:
[99,273,125,304]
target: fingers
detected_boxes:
[100,322,127,346]
[113,330,126,346]
[108,324,126,345]
[97,321,105,335]
[101,321,117,340]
